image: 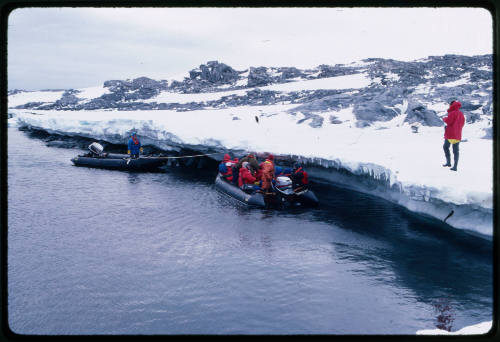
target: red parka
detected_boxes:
[443,101,465,140]
[219,154,233,181]
[238,167,256,187]
[260,158,275,190]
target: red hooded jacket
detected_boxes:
[239,167,256,187]
[443,101,465,140]
[219,154,233,181]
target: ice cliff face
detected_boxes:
[9,55,493,131]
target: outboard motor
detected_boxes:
[275,176,294,195]
[88,142,104,156]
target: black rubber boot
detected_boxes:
[450,143,459,171]
[443,140,451,167]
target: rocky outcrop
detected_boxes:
[10,55,493,132]
[354,100,399,124]
[404,102,442,127]
[248,67,272,87]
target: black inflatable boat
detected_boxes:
[214,174,319,208]
[71,142,167,171]
[71,154,167,171]
[215,174,266,207]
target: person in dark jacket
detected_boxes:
[219,153,234,182]
[289,163,309,189]
[231,157,240,186]
[235,153,259,173]
[127,132,143,158]
[442,100,465,171]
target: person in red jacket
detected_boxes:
[218,153,234,182]
[442,100,465,171]
[238,161,257,189]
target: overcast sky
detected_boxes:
[7,7,493,90]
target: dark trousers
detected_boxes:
[232,167,239,186]
[443,140,459,167]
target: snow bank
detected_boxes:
[260,73,371,92]
[8,90,65,107]
[416,321,492,335]
[10,105,493,238]
[76,86,111,103]
[145,88,249,104]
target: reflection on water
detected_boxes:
[433,298,455,332]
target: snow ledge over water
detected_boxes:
[9,106,493,239]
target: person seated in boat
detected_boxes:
[260,154,275,193]
[239,162,260,192]
[218,153,234,182]
[127,132,143,159]
[235,153,259,173]
[289,163,309,190]
[276,166,291,177]
[231,157,240,186]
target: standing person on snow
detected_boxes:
[442,100,465,171]
[128,132,143,159]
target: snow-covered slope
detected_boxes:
[8,55,494,239]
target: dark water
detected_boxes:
[7,127,493,335]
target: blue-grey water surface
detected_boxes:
[7,127,493,335]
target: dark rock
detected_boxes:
[482,127,492,139]
[465,112,481,124]
[329,115,343,124]
[189,61,240,85]
[404,102,442,127]
[354,101,399,124]
[248,67,272,87]
[15,101,44,109]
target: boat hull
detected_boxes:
[214,175,319,208]
[71,155,166,171]
[214,174,266,207]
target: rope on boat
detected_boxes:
[143,152,224,159]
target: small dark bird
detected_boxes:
[443,210,454,223]
[255,116,259,123]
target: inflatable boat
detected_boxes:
[71,142,167,171]
[215,174,266,207]
[214,174,319,208]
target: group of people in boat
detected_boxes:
[218,152,309,194]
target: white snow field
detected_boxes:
[8,90,65,107]
[416,321,493,335]
[10,102,493,238]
